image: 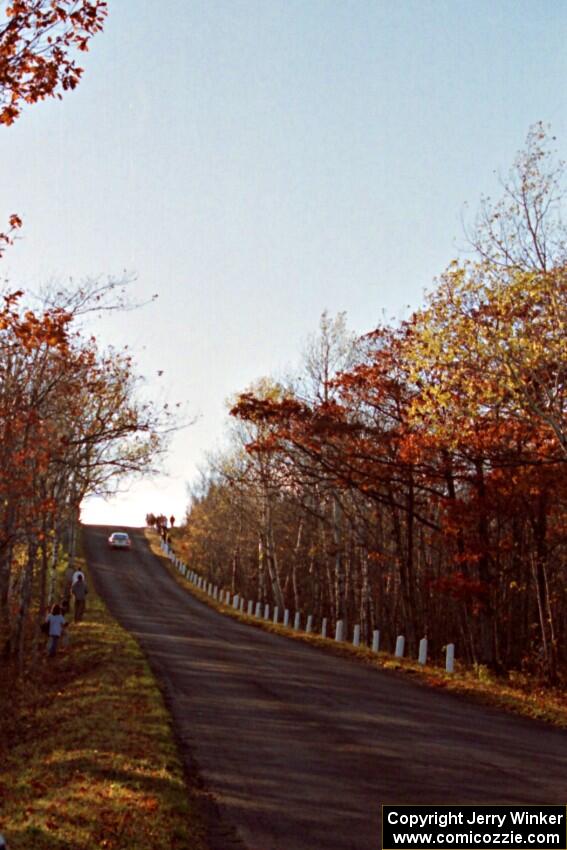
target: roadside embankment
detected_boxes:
[0,542,210,850]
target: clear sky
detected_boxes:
[2,0,567,527]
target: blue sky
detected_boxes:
[2,0,566,525]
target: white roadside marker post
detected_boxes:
[306,614,313,634]
[294,612,301,630]
[395,635,405,658]
[446,643,455,673]
[418,637,428,665]
[335,620,344,642]
[247,600,253,616]
[264,604,270,620]
[239,597,244,613]
[255,601,261,617]
[372,630,380,653]
[233,595,239,610]
[273,606,279,624]
[283,609,290,627]
[353,625,361,647]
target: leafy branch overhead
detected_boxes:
[0,0,107,125]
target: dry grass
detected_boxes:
[0,547,210,850]
[148,528,567,730]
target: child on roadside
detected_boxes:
[45,603,67,657]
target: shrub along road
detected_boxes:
[84,525,567,850]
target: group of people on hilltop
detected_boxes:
[146,513,176,544]
[43,564,89,658]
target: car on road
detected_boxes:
[108,532,132,550]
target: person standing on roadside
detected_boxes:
[72,566,85,586]
[71,574,88,622]
[45,603,67,657]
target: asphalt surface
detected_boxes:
[84,525,567,850]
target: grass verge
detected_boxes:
[147,528,567,731]
[0,544,210,850]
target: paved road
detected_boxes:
[84,525,567,850]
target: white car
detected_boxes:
[108,531,132,550]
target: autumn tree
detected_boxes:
[407,127,567,678]
[0,0,107,126]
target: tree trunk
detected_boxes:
[332,496,346,630]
